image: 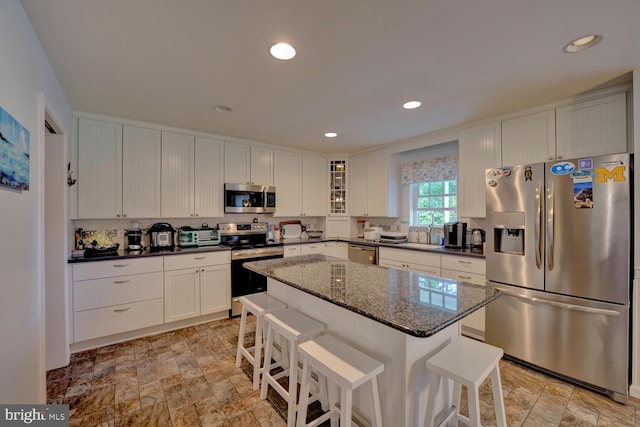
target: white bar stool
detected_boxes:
[424,337,506,427]
[261,308,326,427]
[235,293,286,390]
[297,333,385,427]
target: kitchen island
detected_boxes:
[244,254,500,427]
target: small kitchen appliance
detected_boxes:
[178,225,221,247]
[444,221,467,248]
[470,228,485,248]
[125,229,143,251]
[148,222,175,249]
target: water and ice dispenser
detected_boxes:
[491,212,525,255]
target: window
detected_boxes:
[412,180,457,226]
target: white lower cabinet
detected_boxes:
[378,247,441,276]
[440,256,486,340]
[300,243,326,255]
[72,258,164,342]
[164,252,231,323]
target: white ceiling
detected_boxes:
[21,0,640,153]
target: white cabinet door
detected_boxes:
[501,110,556,166]
[348,153,368,216]
[367,150,391,216]
[302,153,328,216]
[164,268,200,322]
[194,137,224,217]
[458,122,502,218]
[224,142,251,184]
[122,126,161,218]
[274,150,303,216]
[200,264,231,314]
[283,245,301,258]
[77,119,123,218]
[556,92,627,159]
[250,146,274,185]
[161,132,195,218]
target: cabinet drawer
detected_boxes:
[73,272,163,312]
[283,245,301,257]
[379,247,440,268]
[441,255,485,275]
[163,251,230,271]
[74,298,163,342]
[73,257,163,281]
[300,243,326,255]
[440,269,486,286]
[379,259,440,276]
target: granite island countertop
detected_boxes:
[244,254,500,338]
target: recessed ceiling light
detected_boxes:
[403,101,422,110]
[563,34,604,53]
[324,132,337,138]
[214,105,232,113]
[270,43,296,60]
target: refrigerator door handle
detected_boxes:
[495,288,621,317]
[546,179,554,271]
[535,181,542,269]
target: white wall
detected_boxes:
[0,0,72,403]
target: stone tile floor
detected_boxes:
[47,315,638,426]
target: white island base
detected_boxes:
[267,278,459,427]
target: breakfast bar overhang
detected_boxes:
[244,254,501,427]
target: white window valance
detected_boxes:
[401,154,458,186]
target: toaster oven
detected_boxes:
[178,228,220,247]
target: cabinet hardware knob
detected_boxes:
[116,214,121,217]
[113,264,129,268]
[123,214,127,218]
[113,280,130,284]
[201,268,205,272]
[557,155,563,159]
[458,260,471,264]
[194,256,206,260]
[459,275,472,280]
[195,213,199,217]
[114,307,130,313]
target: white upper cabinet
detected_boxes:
[162,132,224,218]
[273,150,302,216]
[501,92,628,166]
[273,150,328,217]
[458,121,502,218]
[77,118,123,219]
[250,146,274,185]
[194,137,224,218]
[224,141,273,185]
[122,126,161,218]
[555,92,627,159]
[348,149,400,217]
[161,131,195,218]
[302,153,328,216]
[501,110,555,166]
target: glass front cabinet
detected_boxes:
[329,159,347,215]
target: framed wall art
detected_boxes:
[0,106,30,191]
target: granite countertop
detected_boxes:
[280,237,485,258]
[244,254,500,338]
[68,245,231,263]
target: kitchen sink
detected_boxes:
[396,242,443,250]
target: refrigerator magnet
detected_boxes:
[550,161,576,175]
[573,175,594,209]
[524,166,533,181]
[578,158,593,170]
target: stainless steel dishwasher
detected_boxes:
[347,243,378,264]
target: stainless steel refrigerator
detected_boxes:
[485,153,632,403]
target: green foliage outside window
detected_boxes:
[414,180,457,226]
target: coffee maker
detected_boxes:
[126,221,144,251]
[444,221,467,248]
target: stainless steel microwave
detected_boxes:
[224,183,276,213]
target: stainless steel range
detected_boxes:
[219,222,284,316]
